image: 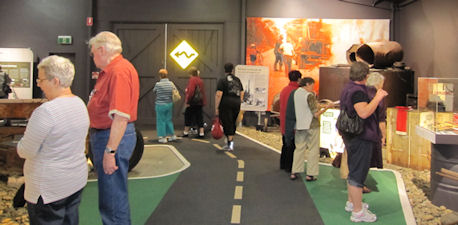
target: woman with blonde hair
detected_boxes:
[153,69,177,143]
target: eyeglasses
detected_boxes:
[36,78,48,83]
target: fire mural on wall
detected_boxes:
[246,17,389,110]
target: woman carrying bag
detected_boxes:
[153,69,177,143]
[182,66,206,138]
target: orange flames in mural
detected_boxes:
[246,17,389,110]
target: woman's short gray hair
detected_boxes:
[89,31,123,54]
[349,62,369,81]
[366,72,385,88]
[37,55,75,88]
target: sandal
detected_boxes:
[290,174,298,180]
[305,175,317,182]
[363,185,372,193]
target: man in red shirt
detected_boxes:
[87,31,139,225]
[279,70,301,173]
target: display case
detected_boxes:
[415,77,458,211]
[416,78,458,143]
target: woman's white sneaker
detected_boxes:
[350,208,377,223]
[158,137,168,143]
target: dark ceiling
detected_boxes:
[339,0,417,9]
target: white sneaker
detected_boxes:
[350,208,377,223]
[158,137,168,143]
[228,141,234,151]
[345,201,369,212]
[168,135,177,141]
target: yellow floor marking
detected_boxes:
[191,138,210,143]
[225,152,237,159]
[237,160,245,169]
[231,205,241,224]
[236,171,244,182]
[234,186,243,200]
[213,144,222,150]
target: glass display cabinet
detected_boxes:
[415,77,458,211]
[416,77,458,141]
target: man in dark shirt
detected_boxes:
[215,63,244,151]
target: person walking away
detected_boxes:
[17,55,89,225]
[215,63,244,151]
[339,62,387,223]
[183,66,206,138]
[290,77,332,180]
[279,70,301,172]
[87,31,140,225]
[153,68,177,143]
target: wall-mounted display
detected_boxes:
[246,17,389,110]
[0,48,34,99]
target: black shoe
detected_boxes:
[180,133,189,138]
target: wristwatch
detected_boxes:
[105,147,116,154]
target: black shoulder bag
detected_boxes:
[189,85,202,105]
[336,106,364,135]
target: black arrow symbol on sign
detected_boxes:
[175,51,195,58]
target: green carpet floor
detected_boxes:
[303,164,407,225]
[78,174,178,225]
[77,163,410,225]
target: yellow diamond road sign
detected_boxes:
[170,40,199,69]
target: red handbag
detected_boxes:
[211,117,224,140]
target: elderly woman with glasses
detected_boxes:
[17,55,89,225]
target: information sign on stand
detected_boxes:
[235,65,269,112]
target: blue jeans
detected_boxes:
[155,102,175,137]
[27,189,83,225]
[90,123,136,225]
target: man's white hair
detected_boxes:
[89,31,123,54]
[366,72,385,88]
[37,55,75,88]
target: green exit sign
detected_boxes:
[57,35,72,45]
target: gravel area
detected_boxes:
[0,126,456,225]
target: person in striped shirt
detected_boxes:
[17,55,89,225]
[153,69,177,143]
